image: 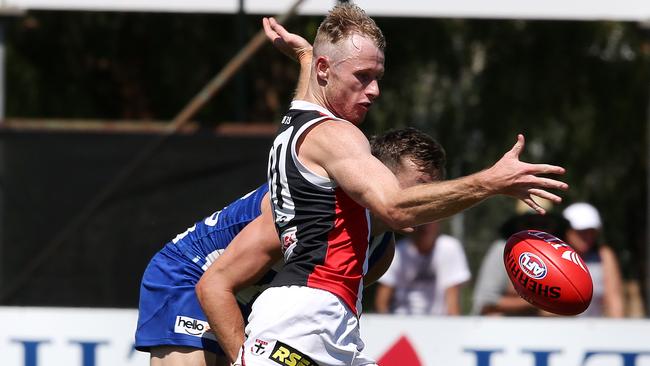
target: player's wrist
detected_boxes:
[465,169,497,197]
[297,49,313,65]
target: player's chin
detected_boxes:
[348,108,368,124]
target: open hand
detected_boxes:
[262,17,312,63]
[488,134,568,214]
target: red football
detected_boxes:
[503,230,593,315]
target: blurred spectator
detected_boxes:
[375,221,470,315]
[563,202,625,317]
[471,201,569,316]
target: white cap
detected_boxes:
[563,202,602,230]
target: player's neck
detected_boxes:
[302,88,326,109]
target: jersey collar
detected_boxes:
[291,100,338,119]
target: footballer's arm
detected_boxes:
[197,21,316,362]
[196,196,281,363]
[302,122,567,230]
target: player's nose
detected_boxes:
[366,79,380,100]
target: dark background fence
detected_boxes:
[0,130,272,307]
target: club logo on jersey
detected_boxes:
[518,252,548,279]
[251,339,269,356]
[269,341,318,366]
[281,227,297,254]
[174,316,216,341]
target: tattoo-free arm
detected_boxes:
[196,196,281,363]
[304,122,568,230]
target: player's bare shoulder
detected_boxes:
[303,119,370,159]
[297,119,370,165]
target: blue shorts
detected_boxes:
[135,245,226,354]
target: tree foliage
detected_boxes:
[5,11,650,282]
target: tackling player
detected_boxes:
[135,127,446,366]
[134,32,446,362]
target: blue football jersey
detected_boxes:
[168,184,269,272]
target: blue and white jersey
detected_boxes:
[136,181,395,354]
[167,184,269,272]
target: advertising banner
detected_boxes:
[361,315,650,366]
[0,307,147,366]
[1,307,649,366]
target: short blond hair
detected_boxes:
[313,3,386,56]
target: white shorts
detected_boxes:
[239,286,377,366]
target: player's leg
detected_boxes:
[135,246,228,364]
[150,346,228,366]
[241,286,376,366]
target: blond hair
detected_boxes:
[313,3,386,57]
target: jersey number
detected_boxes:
[268,127,295,227]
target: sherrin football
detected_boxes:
[503,230,593,315]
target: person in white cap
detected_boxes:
[563,202,625,317]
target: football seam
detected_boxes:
[525,240,588,308]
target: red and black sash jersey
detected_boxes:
[267,100,370,315]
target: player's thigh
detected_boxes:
[150,346,228,366]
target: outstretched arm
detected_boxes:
[303,123,567,230]
[263,17,312,99]
[196,196,281,363]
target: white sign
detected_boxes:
[360,315,650,366]
[1,307,650,366]
[0,307,147,366]
[1,0,650,21]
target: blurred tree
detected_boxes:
[3,11,649,304]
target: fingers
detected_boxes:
[527,163,566,176]
[530,176,569,191]
[519,187,564,215]
[268,17,290,39]
[507,134,525,158]
[528,188,563,204]
[522,197,546,215]
[262,17,279,41]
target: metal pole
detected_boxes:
[0,0,305,303]
[235,0,247,122]
[641,20,650,316]
[640,20,650,317]
[0,20,5,122]
[168,0,304,130]
[0,20,4,292]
